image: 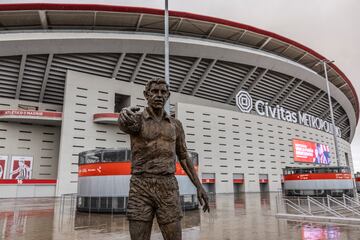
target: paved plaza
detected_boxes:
[1,193,360,240]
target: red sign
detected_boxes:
[202,178,215,184]
[293,139,331,164]
[285,173,352,181]
[79,162,196,177]
[233,179,244,184]
[0,156,8,179]
[0,110,61,118]
[0,179,56,185]
[10,156,33,180]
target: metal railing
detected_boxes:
[277,194,360,219]
[326,195,360,217]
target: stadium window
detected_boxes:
[76,95,87,99]
[18,104,38,110]
[114,93,131,112]
[76,103,87,106]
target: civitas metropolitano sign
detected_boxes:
[235,90,341,137]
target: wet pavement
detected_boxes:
[1,193,360,240]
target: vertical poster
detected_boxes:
[0,155,8,179]
[10,156,33,180]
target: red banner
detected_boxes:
[293,139,331,164]
[79,162,195,177]
[0,110,62,118]
[10,156,33,180]
[284,173,351,181]
[0,156,8,179]
[0,179,56,184]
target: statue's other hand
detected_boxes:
[197,187,210,212]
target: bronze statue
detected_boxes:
[118,77,209,240]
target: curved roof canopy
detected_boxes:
[0,3,357,123]
[0,3,357,142]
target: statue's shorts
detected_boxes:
[127,174,183,225]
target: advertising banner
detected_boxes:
[293,139,331,165]
[10,156,33,180]
[0,155,8,179]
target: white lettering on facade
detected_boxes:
[236,90,342,137]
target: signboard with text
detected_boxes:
[293,139,331,165]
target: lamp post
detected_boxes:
[316,60,340,165]
[322,60,341,167]
[320,60,358,199]
[164,0,170,113]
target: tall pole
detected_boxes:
[323,60,340,167]
[164,0,170,113]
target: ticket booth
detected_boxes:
[202,173,216,194]
[259,174,269,192]
[233,173,244,193]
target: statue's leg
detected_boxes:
[158,220,182,240]
[129,220,153,240]
[155,176,183,240]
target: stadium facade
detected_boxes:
[0,3,358,197]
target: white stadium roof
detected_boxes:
[0,3,358,142]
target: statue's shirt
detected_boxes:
[119,107,188,175]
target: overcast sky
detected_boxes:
[2,0,360,170]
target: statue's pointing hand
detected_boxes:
[118,107,141,134]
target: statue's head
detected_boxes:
[144,77,170,110]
